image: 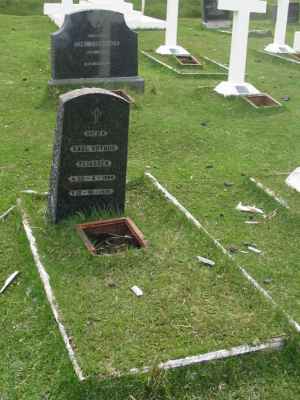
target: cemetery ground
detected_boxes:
[0,10,300,400]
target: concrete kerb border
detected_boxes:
[18,187,290,382]
[141,51,228,77]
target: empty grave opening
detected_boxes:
[76,217,147,255]
[244,93,281,108]
[175,55,202,66]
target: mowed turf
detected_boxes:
[22,178,287,377]
[0,8,300,400]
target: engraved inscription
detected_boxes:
[73,40,120,48]
[69,188,114,196]
[84,129,108,137]
[76,159,112,168]
[68,175,116,183]
[70,144,118,152]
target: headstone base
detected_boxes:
[202,20,231,29]
[264,43,296,54]
[48,76,145,92]
[156,45,190,56]
[286,167,300,192]
[214,81,260,97]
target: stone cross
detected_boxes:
[156,0,189,56]
[265,0,295,54]
[215,0,266,96]
[62,0,73,13]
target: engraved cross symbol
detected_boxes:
[91,107,102,124]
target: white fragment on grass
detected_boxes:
[0,205,16,221]
[131,286,143,297]
[240,250,249,254]
[0,271,20,294]
[21,190,48,197]
[286,167,300,193]
[196,256,215,267]
[248,246,262,255]
[245,220,261,225]
[236,202,264,215]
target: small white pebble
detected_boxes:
[131,286,143,297]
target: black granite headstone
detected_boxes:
[202,0,230,24]
[48,88,130,223]
[49,9,144,91]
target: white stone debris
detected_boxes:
[21,190,49,197]
[248,246,262,255]
[236,202,265,215]
[0,205,16,221]
[286,167,300,192]
[0,271,20,294]
[196,256,215,267]
[131,286,143,297]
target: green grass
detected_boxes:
[21,179,287,377]
[1,2,300,399]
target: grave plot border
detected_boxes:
[18,193,287,383]
[145,172,300,334]
[249,177,289,209]
[141,51,228,77]
[261,50,300,65]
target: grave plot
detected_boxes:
[21,180,286,378]
[141,49,228,77]
[146,171,300,327]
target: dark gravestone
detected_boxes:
[48,88,130,223]
[202,0,231,28]
[49,9,144,91]
[272,2,300,23]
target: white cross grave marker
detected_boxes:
[62,0,73,13]
[215,0,266,97]
[156,0,189,56]
[265,0,295,54]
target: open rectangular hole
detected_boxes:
[175,55,202,66]
[76,217,147,256]
[243,93,282,108]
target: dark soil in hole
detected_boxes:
[89,232,136,255]
[176,55,201,65]
[76,217,147,256]
[246,94,280,107]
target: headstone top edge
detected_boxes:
[55,9,129,34]
[59,88,130,104]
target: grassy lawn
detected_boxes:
[0,3,300,400]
